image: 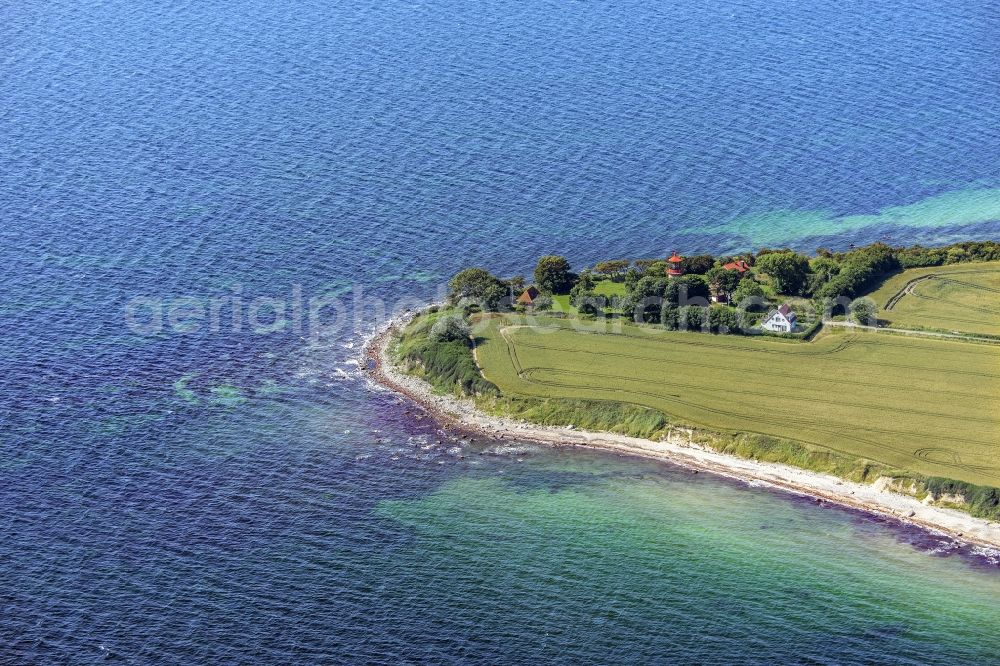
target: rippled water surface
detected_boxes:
[2,0,1000,662]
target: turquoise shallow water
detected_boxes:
[2,0,1000,662]
[380,452,1000,663]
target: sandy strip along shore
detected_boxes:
[363,312,1000,551]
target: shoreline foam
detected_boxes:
[363,311,1000,552]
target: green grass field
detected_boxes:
[550,280,626,315]
[473,315,1000,487]
[866,261,1000,336]
[593,280,627,298]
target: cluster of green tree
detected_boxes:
[609,270,760,333]
[593,259,630,279]
[812,243,898,300]
[617,274,711,322]
[610,252,772,331]
[730,279,766,306]
[446,239,999,320]
[632,259,663,274]
[529,293,554,310]
[758,240,1000,300]
[680,254,715,274]
[754,251,811,294]
[533,255,574,293]
[894,240,1000,268]
[661,303,742,333]
[428,314,470,343]
[593,254,717,281]
[447,256,579,311]
[447,267,513,311]
[569,269,603,316]
[848,297,877,325]
[705,265,743,301]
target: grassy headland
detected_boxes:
[390,241,1000,521]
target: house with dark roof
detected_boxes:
[517,286,540,306]
[761,303,797,333]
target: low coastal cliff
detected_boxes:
[365,312,1000,551]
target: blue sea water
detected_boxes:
[2,0,1000,662]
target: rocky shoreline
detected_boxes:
[363,312,1000,552]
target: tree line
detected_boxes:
[444,240,1000,332]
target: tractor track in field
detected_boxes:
[519,366,998,426]
[496,325,997,400]
[513,366,997,464]
[936,276,1000,295]
[885,274,935,311]
[504,320,996,355]
[513,368,998,481]
[502,323,858,356]
[493,324,1000,483]
[504,330,1000,381]
[880,268,1000,340]
[884,268,1000,311]
[907,289,1000,316]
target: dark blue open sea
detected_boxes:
[3,0,1000,663]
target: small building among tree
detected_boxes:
[517,285,541,306]
[761,304,797,333]
[722,259,751,274]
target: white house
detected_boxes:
[761,304,797,333]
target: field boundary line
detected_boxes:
[884,274,935,310]
[826,320,1000,344]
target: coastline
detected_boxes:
[363,310,1000,551]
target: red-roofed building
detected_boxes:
[722,259,751,273]
[667,252,684,278]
